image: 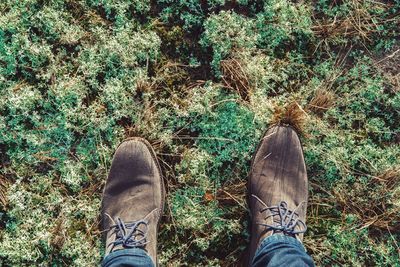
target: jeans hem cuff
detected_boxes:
[102,248,154,267]
[256,234,305,255]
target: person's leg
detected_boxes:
[102,248,154,267]
[248,125,314,267]
[101,138,165,267]
[252,235,314,267]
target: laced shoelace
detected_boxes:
[252,194,307,236]
[107,217,149,252]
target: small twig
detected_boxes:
[219,189,246,210]
[375,49,400,64]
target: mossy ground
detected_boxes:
[0,0,399,266]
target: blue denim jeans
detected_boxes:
[102,235,314,266]
[102,248,155,267]
[252,235,314,267]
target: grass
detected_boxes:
[0,0,399,266]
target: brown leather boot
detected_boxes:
[248,125,308,264]
[101,137,165,265]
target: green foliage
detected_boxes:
[256,0,313,53]
[200,11,257,74]
[86,0,151,27]
[324,226,400,266]
[0,0,399,266]
[0,1,159,265]
[157,0,205,31]
[191,99,257,181]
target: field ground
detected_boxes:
[0,0,399,266]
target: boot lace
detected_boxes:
[252,194,307,236]
[108,217,149,251]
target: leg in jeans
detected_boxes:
[252,235,314,267]
[248,125,315,266]
[100,138,165,267]
[101,248,154,267]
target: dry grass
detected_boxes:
[216,180,247,209]
[307,89,336,116]
[374,46,400,91]
[312,0,398,50]
[334,169,400,232]
[0,175,8,209]
[135,79,153,94]
[221,58,251,101]
[305,169,400,263]
[51,216,67,251]
[271,101,307,135]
